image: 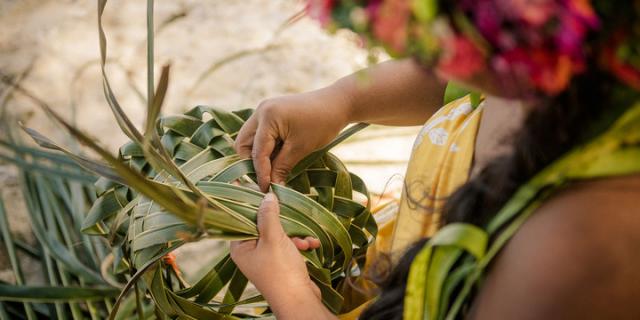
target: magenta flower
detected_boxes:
[365,0,383,23]
[565,0,600,28]
[555,11,588,57]
[474,0,503,44]
[311,0,615,96]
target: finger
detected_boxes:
[234,115,258,159]
[291,237,310,251]
[270,142,303,185]
[257,193,284,244]
[305,236,321,249]
[252,124,276,192]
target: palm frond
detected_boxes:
[0,141,121,319]
[11,0,378,319]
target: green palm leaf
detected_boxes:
[0,141,120,319]
[15,0,378,318]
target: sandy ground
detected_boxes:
[0,0,420,284]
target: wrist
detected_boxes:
[325,77,358,127]
[264,284,332,319]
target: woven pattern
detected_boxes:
[82,106,377,318]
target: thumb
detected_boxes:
[270,143,302,185]
[257,192,284,243]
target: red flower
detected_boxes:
[437,36,486,80]
[532,53,574,94]
[372,0,411,53]
[497,48,576,95]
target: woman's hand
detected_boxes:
[234,88,352,192]
[230,193,335,319]
[234,59,448,192]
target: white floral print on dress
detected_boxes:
[428,127,449,145]
[412,102,474,150]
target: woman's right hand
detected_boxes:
[234,86,353,192]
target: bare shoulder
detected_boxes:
[469,174,640,320]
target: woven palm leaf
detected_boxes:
[22,95,376,318]
[83,105,376,318]
[20,0,378,318]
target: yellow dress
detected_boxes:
[391,94,484,252]
[339,94,484,318]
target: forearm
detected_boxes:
[330,58,447,126]
[266,287,337,320]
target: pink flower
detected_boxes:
[565,0,600,28]
[555,1,599,57]
[372,0,411,53]
[496,0,556,27]
[307,0,335,26]
[437,36,486,80]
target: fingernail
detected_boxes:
[263,192,277,203]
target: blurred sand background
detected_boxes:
[0,0,420,282]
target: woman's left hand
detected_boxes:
[230,193,335,319]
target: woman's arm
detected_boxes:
[234,58,446,191]
[264,286,336,320]
[336,58,447,126]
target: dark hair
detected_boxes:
[359,62,633,318]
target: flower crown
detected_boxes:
[308,0,640,96]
